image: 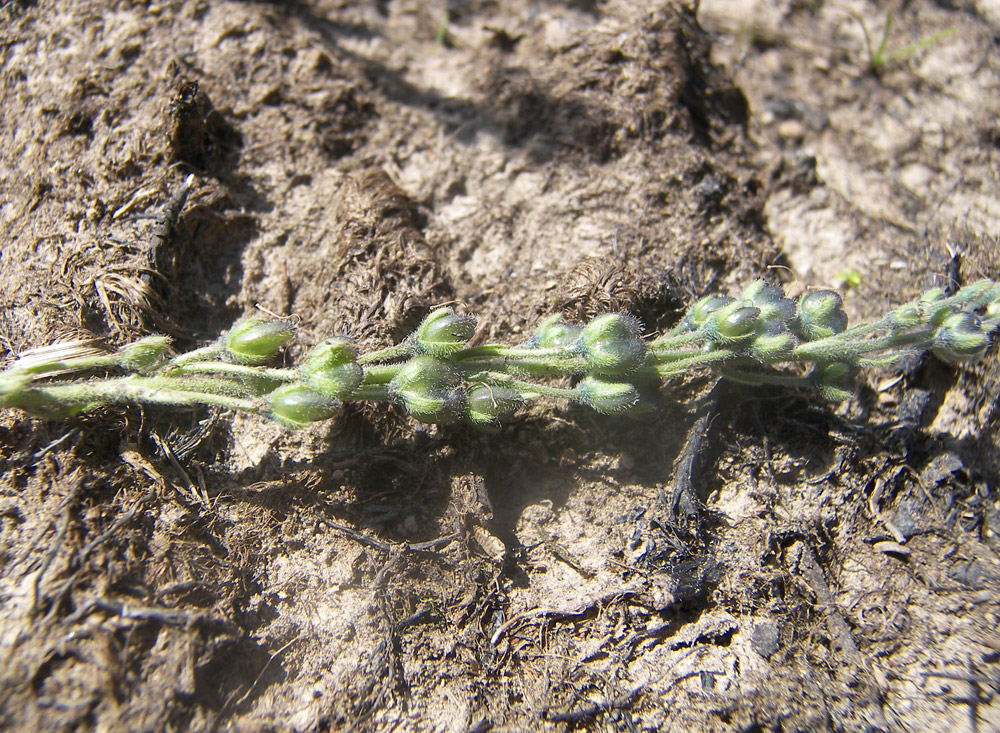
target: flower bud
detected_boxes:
[749,332,796,361]
[795,290,848,341]
[0,372,88,417]
[465,384,523,425]
[574,376,639,414]
[0,371,30,401]
[301,338,363,398]
[918,288,951,326]
[579,313,646,375]
[956,280,994,304]
[225,318,295,364]
[621,376,662,417]
[268,384,342,429]
[890,303,922,330]
[812,362,855,402]
[415,308,477,357]
[932,312,989,362]
[389,356,464,423]
[530,314,582,349]
[684,296,734,330]
[4,389,87,418]
[117,335,171,371]
[706,304,761,345]
[742,281,795,328]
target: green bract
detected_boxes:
[225,318,295,364]
[741,281,796,326]
[890,303,922,330]
[919,288,951,326]
[117,335,172,371]
[575,376,639,414]
[416,308,477,357]
[302,338,363,398]
[466,384,523,425]
[389,356,463,423]
[579,313,646,375]
[268,384,342,429]
[684,295,734,330]
[933,312,989,362]
[707,304,761,345]
[812,362,855,402]
[531,314,582,349]
[796,290,848,341]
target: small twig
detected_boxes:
[543,688,640,724]
[320,518,457,556]
[491,582,643,647]
[65,596,199,626]
[230,637,298,709]
[32,476,85,616]
[44,489,157,623]
[869,477,907,544]
[31,428,79,462]
[668,384,721,518]
[146,174,195,267]
[793,541,889,729]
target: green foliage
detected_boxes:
[2,280,999,429]
[856,11,957,73]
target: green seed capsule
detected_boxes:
[0,370,32,401]
[268,384,342,429]
[707,304,761,345]
[225,318,295,364]
[466,384,523,425]
[919,288,951,327]
[301,338,363,398]
[117,335,171,371]
[742,281,795,328]
[389,356,464,424]
[415,308,477,357]
[685,296,734,330]
[531,314,582,349]
[580,313,646,375]
[574,376,639,414]
[890,303,922,330]
[812,362,854,402]
[932,312,989,362]
[796,290,848,341]
[750,332,796,361]
[0,380,87,419]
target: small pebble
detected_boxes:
[873,540,910,556]
[777,119,806,142]
[751,621,780,659]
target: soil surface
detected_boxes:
[1,0,999,730]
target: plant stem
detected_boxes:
[650,330,706,352]
[170,344,225,367]
[352,385,393,401]
[654,349,736,378]
[793,327,936,362]
[471,371,578,402]
[39,376,263,414]
[362,364,404,384]
[358,342,416,365]
[715,365,811,388]
[170,362,299,382]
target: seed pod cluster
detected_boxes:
[2,280,997,428]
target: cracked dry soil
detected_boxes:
[1,0,999,730]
